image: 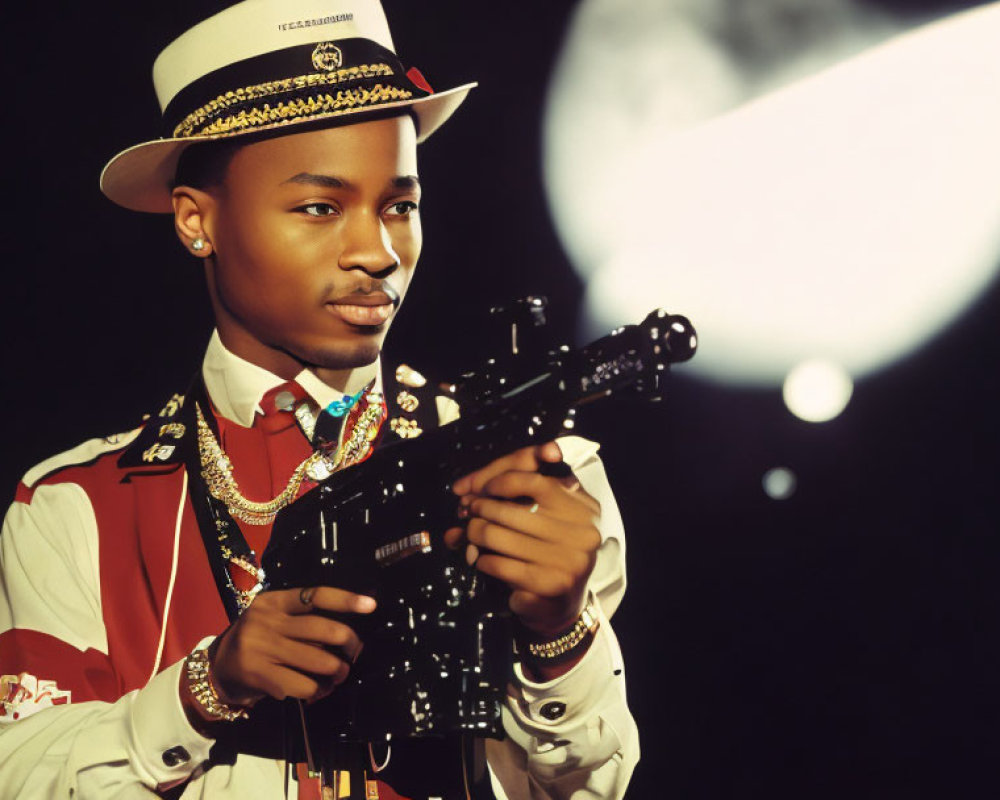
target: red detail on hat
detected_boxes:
[406,67,434,94]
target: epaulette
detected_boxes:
[117,392,191,471]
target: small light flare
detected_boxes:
[762,467,797,500]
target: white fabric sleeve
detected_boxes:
[0,484,215,797]
[487,436,639,800]
[0,661,218,797]
[1,483,106,654]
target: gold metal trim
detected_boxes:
[173,64,396,137]
[192,85,413,137]
[389,417,422,439]
[158,393,185,418]
[159,422,186,439]
[396,390,419,413]
[525,604,601,660]
[142,443,176,463]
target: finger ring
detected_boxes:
[299,587,315,607]
[528,502,540,514]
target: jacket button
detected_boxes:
[162,745,191,767]
[539,701,567,721]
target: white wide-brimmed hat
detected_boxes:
[101,0,476,213]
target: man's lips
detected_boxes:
[326,291,397,327]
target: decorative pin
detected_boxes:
[142,443,176,463]
[158,394,184,418]
[395,364,427,388]
[396,390,419,413]
[390,417,423,439]
[159,423,186,439]
[325,387,365,418]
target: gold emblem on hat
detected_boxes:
[312,42,344,72]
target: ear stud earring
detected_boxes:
[192,238,206,251]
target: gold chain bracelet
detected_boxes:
[524,603,601,661]
[185,648,250,723]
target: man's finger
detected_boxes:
[452,442,564,496]
[474,553,577,598]
[476,471,600,518]
[282,616,364,661]
[262,663,347,703]
[466,519,590,570]
[466,498,587,543]
[270,637,350,678]
[271,586,376,616]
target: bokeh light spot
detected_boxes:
[762,467,798,500]
[783,359,854,422]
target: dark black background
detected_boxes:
[3,2,998,797]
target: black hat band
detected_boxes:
[162,38,430,139]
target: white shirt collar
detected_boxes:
[201,330,382,427]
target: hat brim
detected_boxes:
[100,82,475,213]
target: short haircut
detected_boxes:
[173,138,245,190]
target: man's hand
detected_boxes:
[446,441,602,648]
[186,586,375,726]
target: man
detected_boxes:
[0,2,638,798]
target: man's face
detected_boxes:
[201,115,421,374]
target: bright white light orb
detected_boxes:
[783,359,854,422]
[545,0,1000,386]
[762,467,798,500]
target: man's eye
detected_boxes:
[300,203,337,217]
[386,201,419,217]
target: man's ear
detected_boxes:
[172,186,217,258]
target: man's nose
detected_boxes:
[338,212,399,277]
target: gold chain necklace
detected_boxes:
[195,398,385,526]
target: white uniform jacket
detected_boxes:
[0,333,639,799]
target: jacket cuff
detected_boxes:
[507,602,625,733]
[126,658,215,788]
